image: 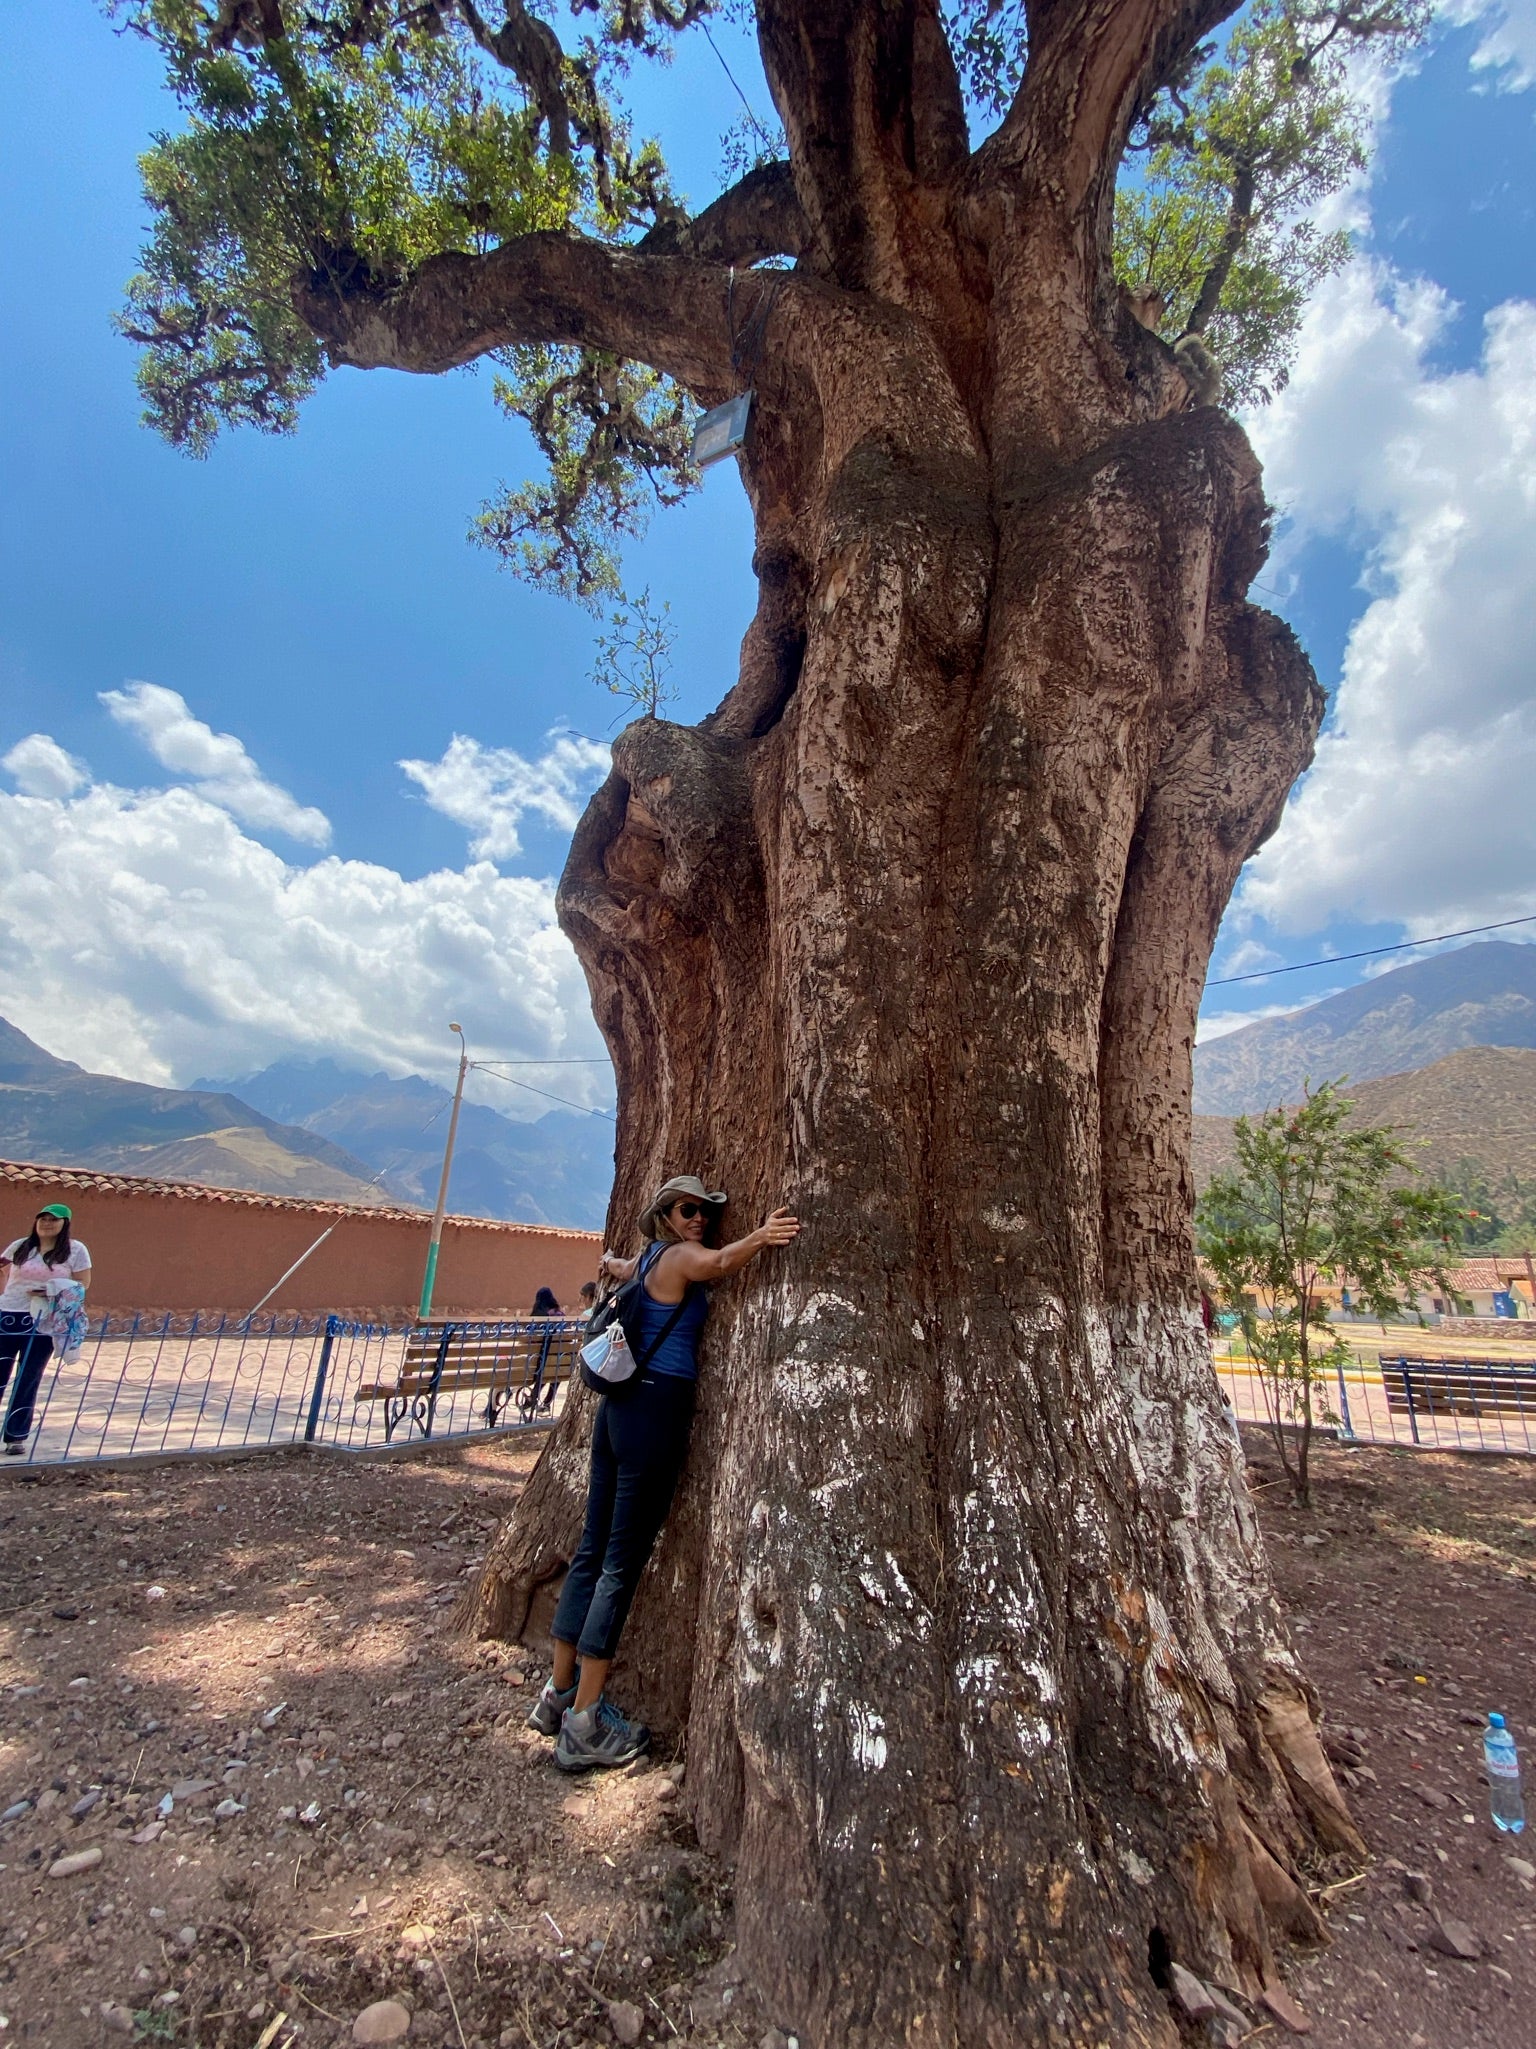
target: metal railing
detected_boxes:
[16,1309,1530,1471]
[1214,1338,1536,1457]
[1,1313,583,1469]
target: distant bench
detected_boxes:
[355,1319,583,1442]
[1380,1355,1536,1441]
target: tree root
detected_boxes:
[1258,1682,1368,1860]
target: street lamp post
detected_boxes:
[418,1022,469,1323]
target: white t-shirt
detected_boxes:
[0,1239,92,1315]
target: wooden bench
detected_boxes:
[355,1319,582,1442]
[1380,1355,1536,1442]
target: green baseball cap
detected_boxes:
[37,1202,72,1221]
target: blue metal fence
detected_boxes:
[1,1312,583,1468]
[1213,1339,1536,1457]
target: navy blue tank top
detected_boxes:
[637,1245,708,1381]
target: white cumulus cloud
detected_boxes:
[0,747,610,1110]
[1196,1001,1314,1045]
[400,732,611,863]
[2,733,88,799]
[101,680,332,847]
[1239,266,1536,938]
[1446,0,1536,89]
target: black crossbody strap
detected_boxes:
[634,1246,694,1374]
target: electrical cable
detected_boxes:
[700,20,778,154]
[472,1063,616,1120]
[1207,911,1536,987]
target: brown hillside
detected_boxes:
[1191,1044,1536,1191]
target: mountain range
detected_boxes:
[7,937,1534,1233]
[0,1019,615,1229]
[0,1016,390,1205]
[1193,941,1536,1115]
[1192,1043,1536,1194]
[201,1057,615,1231]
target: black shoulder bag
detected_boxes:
[580,1246,695,1397]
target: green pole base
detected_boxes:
[418,1239,440,1323]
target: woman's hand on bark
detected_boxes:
[600,1248,636,1281]
[759,1208,800,1248]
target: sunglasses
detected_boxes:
[670,1201,707,1220]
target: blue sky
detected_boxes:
[1,1,1534,1107]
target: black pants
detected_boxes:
[552,1373,695,1661]
[0,1316,54,1446]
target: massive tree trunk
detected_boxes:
[310,3,1361,2041]
[464,424,1348,2047]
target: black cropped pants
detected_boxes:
[551,1372,695,1661]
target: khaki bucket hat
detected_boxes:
[638,1174,727,1241]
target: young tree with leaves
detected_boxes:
[108,0,1429,2038]
[1197,1082,1462,1503]
[590,585,677,717]
[1115,0,1425,402]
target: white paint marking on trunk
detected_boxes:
[848,1702,888,1770]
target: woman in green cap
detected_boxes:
[0,1203,92,1455]
[527,1175,798,1773]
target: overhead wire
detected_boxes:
[472,1062,616,1120]
[1207,911,1536,988]
[700,19,777,154]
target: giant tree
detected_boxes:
[115,0,1425,2038]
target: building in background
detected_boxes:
[0,1159,600,1322]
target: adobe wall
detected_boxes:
[0,1161,601,1320]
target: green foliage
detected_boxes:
[942,0,1029,116]
[115,3,594,450]
[590,585,677,715]
[475,347,696,605]
[1441,1159,1536,1254]
[111,0,1429,603]
[131,2008,179,2042]
[112,0,695,581]
[1116,0,1428,404]
[1197,1080,1461,1497]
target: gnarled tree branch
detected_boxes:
[639,160,808,265]
[294,231,773,394]
[757,0,970,296]
[458,0,573,154]
[996,0,1240,211]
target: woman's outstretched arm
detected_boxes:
[660,1209,800,1286]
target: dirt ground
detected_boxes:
[0,1431,1531,2049]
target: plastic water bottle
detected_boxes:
[1484,1714,1525,1834]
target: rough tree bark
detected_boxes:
[300,1,1366,2039]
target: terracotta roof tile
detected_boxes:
[1441,1256,1535,1292]
[0,1155,600,1241]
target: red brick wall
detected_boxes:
[0,1163,601,1320]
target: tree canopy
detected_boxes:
[115,0,1426,600]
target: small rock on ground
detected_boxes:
[1167,1963,1215,2021]
[353,1997,413,2043]
[607,1999,643,2045]
[47,1846,103,1879]
[1427,1917,1482,1962]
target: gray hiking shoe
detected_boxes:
[526,1679,578,1737]
[555,1696,651,1773]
